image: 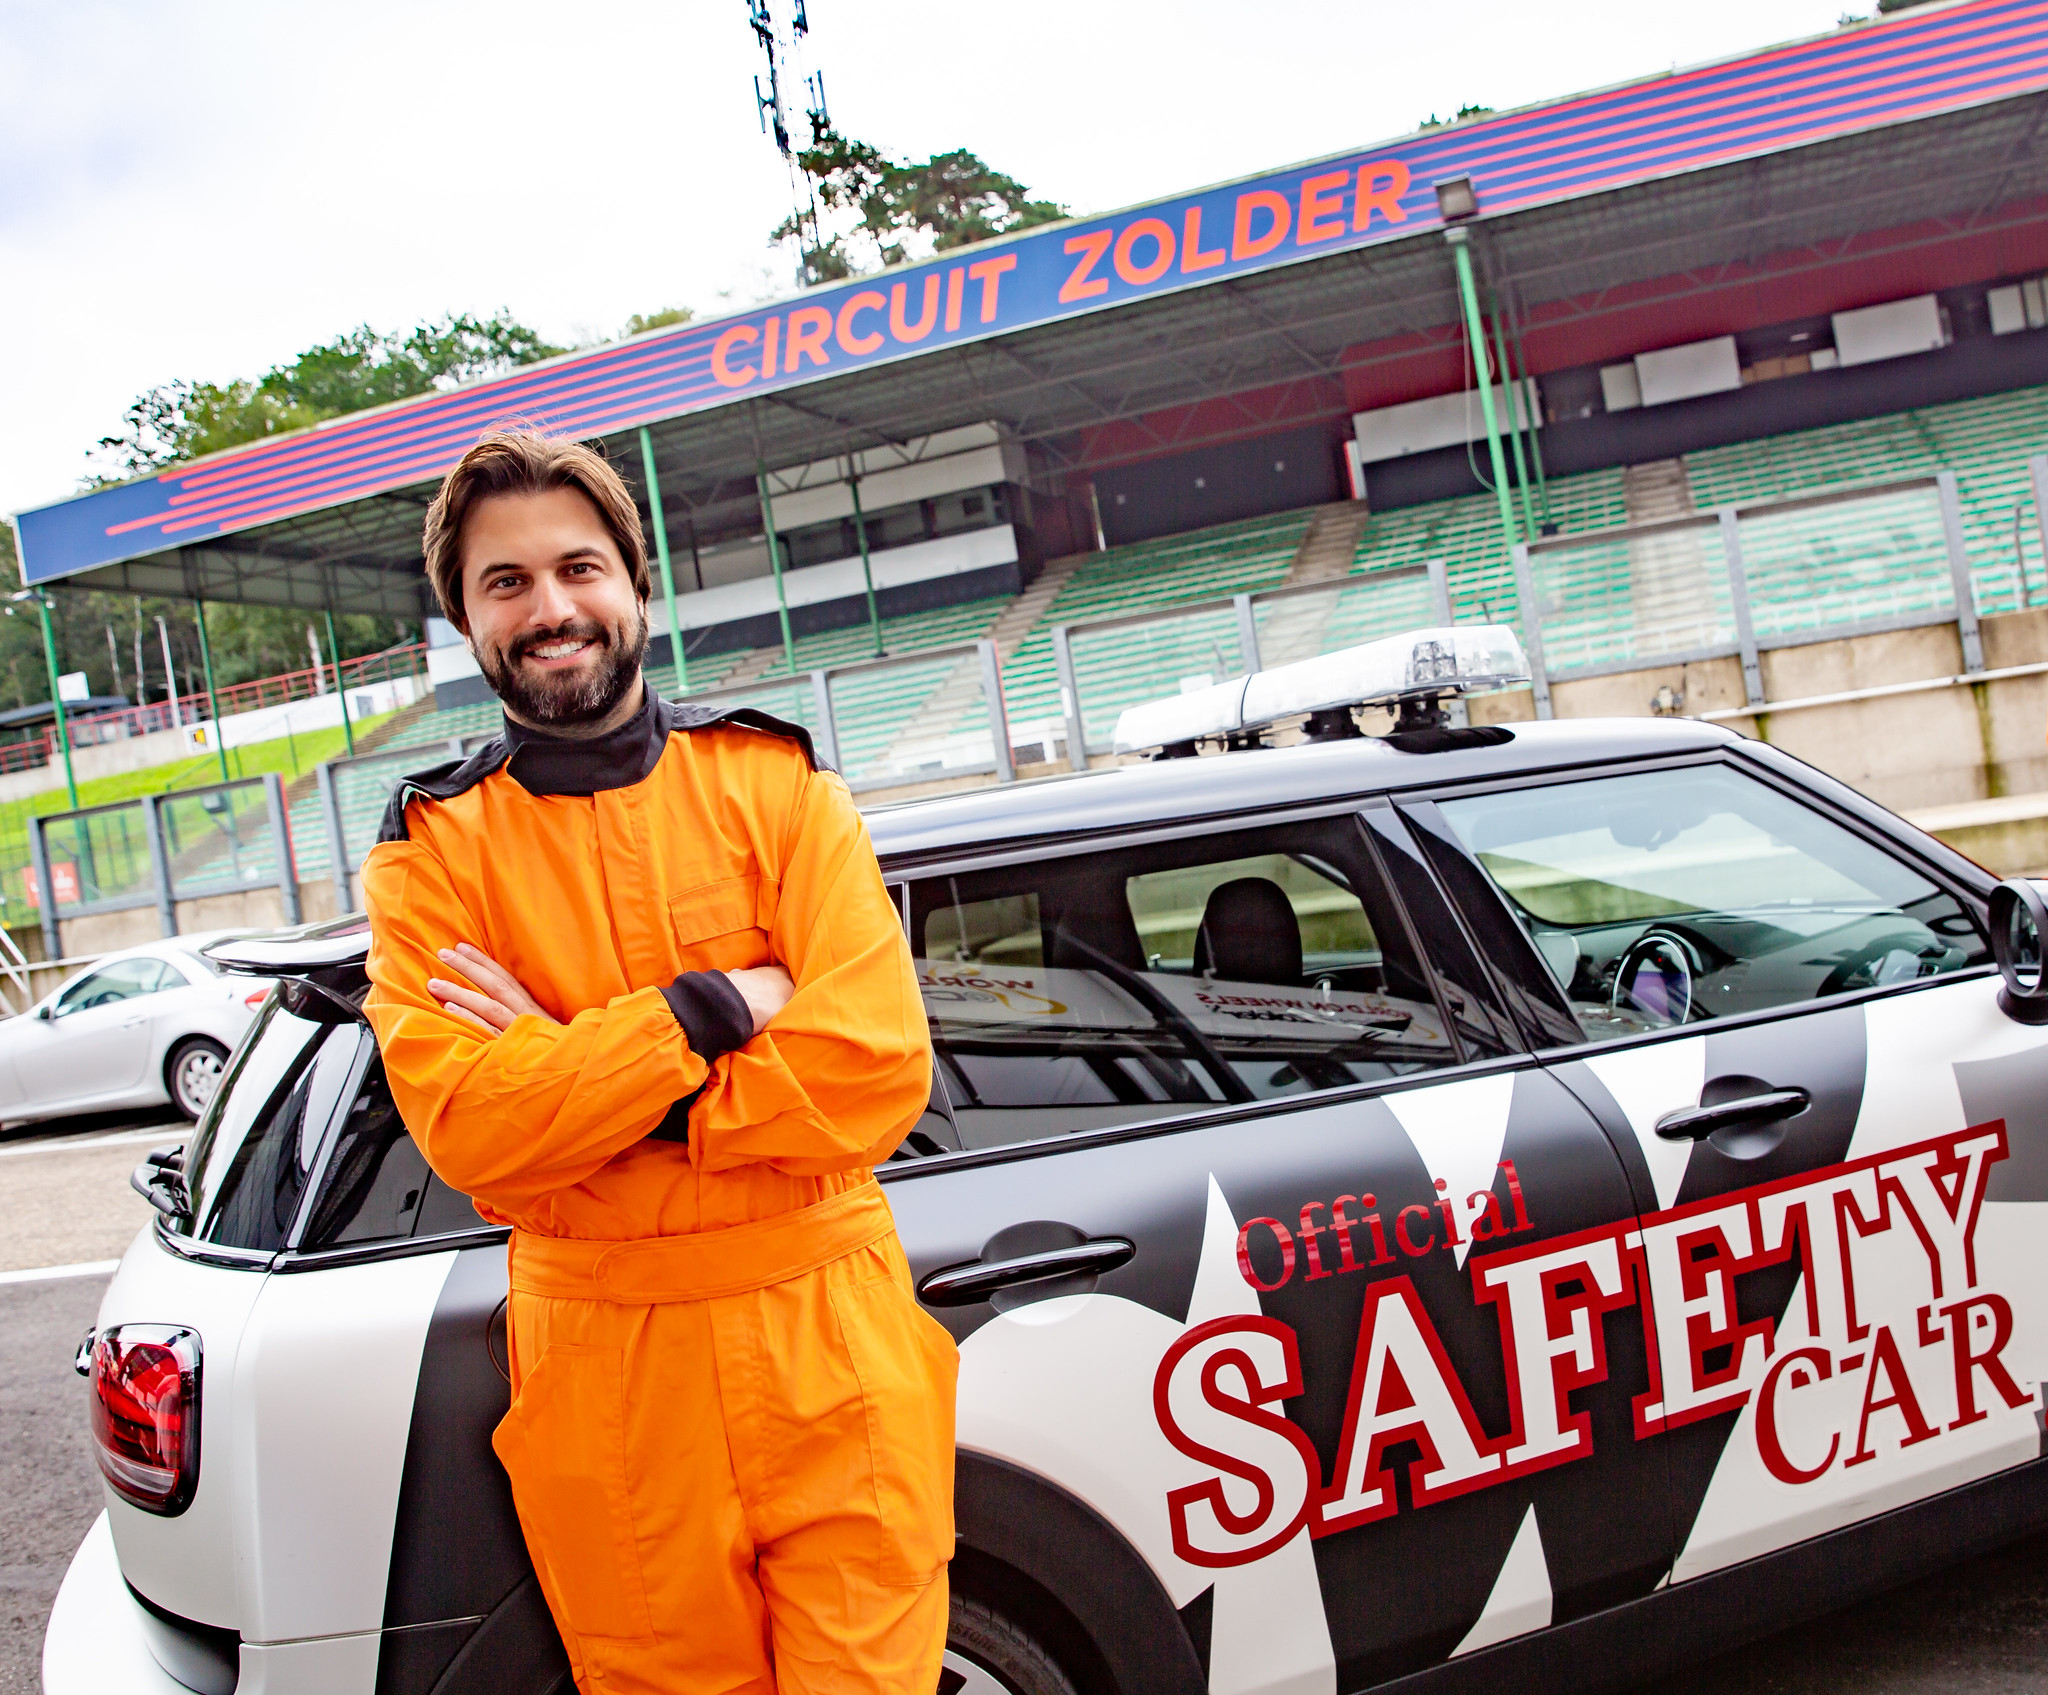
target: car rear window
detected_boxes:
[176,999,360,1251]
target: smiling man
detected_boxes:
[359,431,953,1695]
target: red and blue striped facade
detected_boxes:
[16,0,2048,584]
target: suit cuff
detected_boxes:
[659,970,753,1065]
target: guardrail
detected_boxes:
[25,774,299,960]
[1510,472,1991,717]
[1049,561,1453,765]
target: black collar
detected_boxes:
[502,682,668,798]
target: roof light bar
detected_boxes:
[1112,625,1530,755]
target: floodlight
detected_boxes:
[1112,625,1530,756]
[1435,176,1479,221]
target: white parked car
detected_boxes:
[0,935,274,1126]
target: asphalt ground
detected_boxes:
[0,1121,2045,1693]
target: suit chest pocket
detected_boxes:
[669,873,773,970]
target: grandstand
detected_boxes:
[15,0,2048,953]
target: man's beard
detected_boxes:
[476,608,648,728]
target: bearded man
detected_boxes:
[361,430,954,1695]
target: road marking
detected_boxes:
[0,1260,120,1286]
[0,1126,185,1160]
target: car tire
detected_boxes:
[944,1593,1079,1695]
[166,1037,229,1122]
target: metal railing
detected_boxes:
[26,773,299,960]
[1512,473,1986,717]
[1048,561,1453,765]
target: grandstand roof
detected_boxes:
[13,0,2048,618]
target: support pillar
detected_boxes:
[324,609,354,756]
[847,464,883,658]
[1447,228,1520,572]
[193,600,231,781]
[639,427,688,693]
[755,467,797,675]
[30,591,77,808]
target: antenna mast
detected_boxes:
[748,0,832,286]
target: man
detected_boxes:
[362,430,954,1695]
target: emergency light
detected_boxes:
[1112,625,1530,756]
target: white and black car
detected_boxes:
[44,628,2048,1695]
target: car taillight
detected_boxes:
[89,1325,201,1515]
[243,988,270,1010]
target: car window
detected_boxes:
[54,957,172,1013]
[177,1002,360,1251]
[909,815,1460,1152]
[301,1049,486,1247]
[1434,765,1985,1040]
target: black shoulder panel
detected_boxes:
[374,739,511,845]
[663,698,823,772]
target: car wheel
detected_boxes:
[167,1037,229,1121]
[944,1594,1078,1695]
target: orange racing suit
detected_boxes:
[362,689,952,1695]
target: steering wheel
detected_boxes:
[1610,929,1705,1027]
[1816,930,1939,998]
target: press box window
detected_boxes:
[909,817,1461,1153]
[1435,765,1984,1040]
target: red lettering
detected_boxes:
[1236,1217,1295,1292]
[1059,231,1112,303]
[1502,1160,1533,1232]
[1329,1196,1366,1273]
[1845,1325,1941,1466]
[783,306,832,372]
[1939,1294,2031,1429]
[1467,1191,1509,1242]
[1181,205,1225,273]
[891,275,939,343]
[1755,1347,1838,1484]
[1297,169,1348,244]
[761,315,780,377]
[944,267,966,331]
[1354,160,1412,230]
[1113,216,1175,285]
[1154,1317,1322,1567]
[966,254,1016,322]
[710,324,758,388]
[1395,1204,1436,1258]
[1300,1202,1333,1281]
[1231,189,1291,260]
[1434,1178,1462,1249]
[835,289,885,355]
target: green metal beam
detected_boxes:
[1486,292,1540,544]
[846,464,883,659]
[1447,228,1520,566]
[754,467,798,675]
[324,608,354,757]
[31,593,77,809]
[192,599,231,782]
[639,427,688,694]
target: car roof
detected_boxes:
[862,716,1739,867]
[231,717,1738,973]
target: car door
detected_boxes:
[15,957,173,1108]
[1403,748,2048,1589]
[887,801,1668,1695]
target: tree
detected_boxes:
[773,125,1066,281]
[623,307,695,336]
[12,309,567,705]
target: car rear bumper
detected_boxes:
[42,1513,190,1695]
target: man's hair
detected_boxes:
[422,431,650,629]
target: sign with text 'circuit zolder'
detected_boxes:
[14,0,2048,582]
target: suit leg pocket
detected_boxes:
[491,1343,655,1643]
[829,1274,960,1586]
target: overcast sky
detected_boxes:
[1,0,1855,519]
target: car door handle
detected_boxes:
[1655,1088,1810,1142]
[917,1238,1136,1307]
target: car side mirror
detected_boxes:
[1989,879,2048,1024]
[35,1002,53,1021]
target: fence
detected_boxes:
[25,773,299,960]
[1049,561,1453,764]
[0,642,429,777]
[1511,472,1992,716]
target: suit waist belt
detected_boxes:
[509,1180,896,1304]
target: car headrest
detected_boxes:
[1192,877,1303,986]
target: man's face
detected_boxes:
[459,486,648,728]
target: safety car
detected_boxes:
[43,626,2048,1695]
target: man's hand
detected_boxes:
[429,943,560,1036]
[725,965,795,1036]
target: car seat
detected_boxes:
[1192,878,1303,985]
